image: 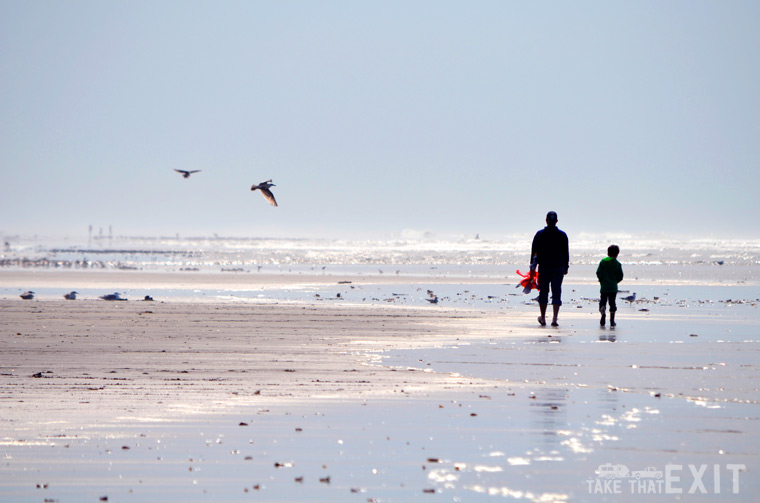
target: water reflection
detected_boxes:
[534,336,564,344]
[597,387,620,413]
[529,388,569,446]
[598,332,616,342]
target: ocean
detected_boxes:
[2,234,759,307]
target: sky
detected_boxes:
[2,1,759,240]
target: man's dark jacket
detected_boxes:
[531,226,569,273]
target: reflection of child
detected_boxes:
[596,245,624,327]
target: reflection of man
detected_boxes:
[531,211,569,327]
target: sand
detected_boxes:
[0,299,493,428]
[1,270,759,502]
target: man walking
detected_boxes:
[531,211,569,327]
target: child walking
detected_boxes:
[596,245,624,327]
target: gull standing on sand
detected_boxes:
[251,179,278,207]
[64,291,78,300]
[100,292,126,301]
[425,290,438,304]
[622,292,636,303]
[174,169,202,179]
[20,291,34,300]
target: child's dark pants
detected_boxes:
[600,292,617,312]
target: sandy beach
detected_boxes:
[4,0,760,499]
[1,270,759,502]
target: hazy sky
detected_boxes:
[2,1,759,240]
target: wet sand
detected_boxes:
[1,271,759,502]
[0,299,493,429]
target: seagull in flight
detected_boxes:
[174,169,202,179]
[251,179,278,207]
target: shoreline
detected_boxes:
[2,265,759,291]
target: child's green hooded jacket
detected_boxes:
[596,256,623,293]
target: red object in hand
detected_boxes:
[516,269,539,293]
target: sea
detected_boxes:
[1,233,759,308]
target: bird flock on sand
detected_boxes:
[18,291,154,302]
[174,169,278,207]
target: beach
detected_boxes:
[1,266,759,502]
[4,0,760,499]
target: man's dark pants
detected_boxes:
[537,267,565,305]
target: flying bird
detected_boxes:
[251,179,278,207]
[63,291,78,300]
[174,169,202,179]
[20,291,35,300]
